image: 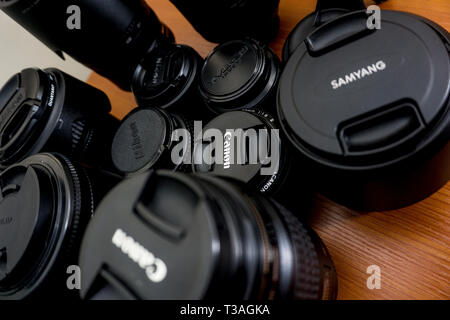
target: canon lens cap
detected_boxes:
[199,39,280,113]
[278,11,450,210]
[192,110,284,194]
[0,153,94,299]
[79,171,223,300]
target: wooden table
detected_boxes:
[88,0,450,300]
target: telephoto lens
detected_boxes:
[0,68,119,169]
[192,109,290,196]
[0,0,174,90]
[170,0,280,43]
[79,171,338,300]
[199,39,281,114]
[111,107,193,176]
[132,42,208,119]
[0,153,118,300]
[278,9,450,211]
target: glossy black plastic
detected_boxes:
[0,153,117,299]
[199,39,281,114]
[0,68,119,169]
[0,0,174,90]
[278,10,450,211]
[79,171,338,300]
[170,0,280,43]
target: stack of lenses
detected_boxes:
[1,0,447,302]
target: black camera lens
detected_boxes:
[111,107,193,176]
[79,170,337,300]
[0,0,174,90]
[170,0,280,43]
[132,43,206,118]
[0,153,118,300]
[199,39,281,114]
[0,68,119,169]
[192,109,289,196]
[278,11,450,210]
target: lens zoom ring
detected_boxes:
[273,201,322,300]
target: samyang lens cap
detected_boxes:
[0,153,91,299]
[192,110,282,193]
[79,171,222,300]
[278,11,450,210]
[111,108,173,175]
[200,39,280,113]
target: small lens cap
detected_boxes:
[192,110,282,193]
[111,108,174,175]
[0,154,78,299]
[79,171,220,300]
[278,11,450,168]
[132,44,202,109]
[200,39,280,112]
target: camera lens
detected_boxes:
[277,11,450,210]
[192,109,290,195]
[0,0,175,90]
[0,153,118,299]
[132,43,206,118]
[0,68,119,169]
[111,107,193,176]
[170,0,280,43]
[199,39,281,114]
[79,170,337,300]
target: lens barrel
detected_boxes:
[0,153,118,299]
[79,170,337,300]
[0,0,174,90]
[0,68,119,169]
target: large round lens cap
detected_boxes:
[0,154,74,299]
[200,39,278,112]
[0,69,52,166]
[111,108,172,175]
[79,171,219,300]
[278,11,450,168]
[193,110,281,193]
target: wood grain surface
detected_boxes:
[88,0,450,300]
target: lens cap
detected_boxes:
[0,69,53,165]
[111,108,190,175]
[0,153,94,299]
[192,110,283,194]
[200,39,280,113]
[132,44,202,110]
[79,171,223,300]
[278,11,450,209]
